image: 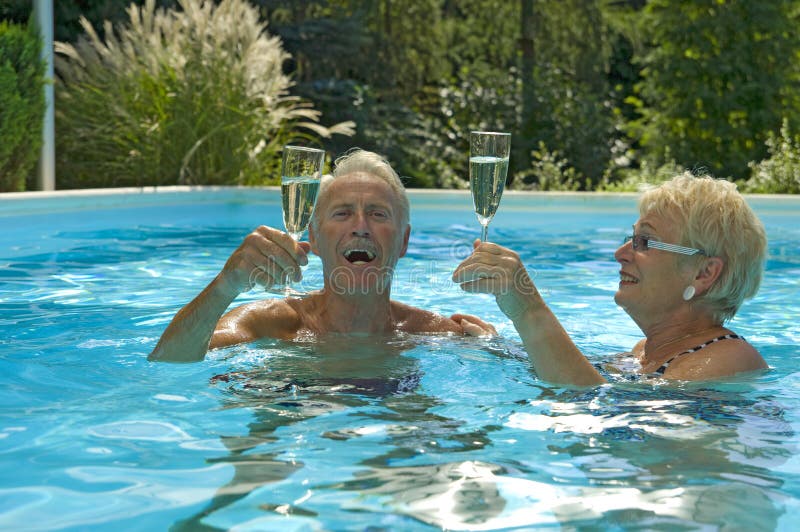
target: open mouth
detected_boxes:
[344,249,376,265]
[620,272,639,284]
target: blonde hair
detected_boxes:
[639,172,767,323]
[312,149,409,229]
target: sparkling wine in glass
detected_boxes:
[273,145,325,297]
[469,131,511,241]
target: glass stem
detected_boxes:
[481,224,489,242]
[286,233,302,289]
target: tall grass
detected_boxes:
[54,0,354,189]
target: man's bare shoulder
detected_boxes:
[212,299,303,347]
[390,301,462,334]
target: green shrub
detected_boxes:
[512,142,584,191]
[54,0,353,189]
[0,20,45,192]
[598,151,686,192]
[744,119,800,194]
[401,68,521,189]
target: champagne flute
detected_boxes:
[469,131,511,241]
[272,145,325,297]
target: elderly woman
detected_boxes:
[453,173,768,385]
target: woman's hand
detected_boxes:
[452,240,539,322]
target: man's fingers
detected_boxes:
[462,318,497,337]
[253,226,308,266]
[457,313,497,333]
[245,255,284,288]
[242,230,303,273]
[460,318,488,337]
[450,314,498,337]
[297,241,312,257]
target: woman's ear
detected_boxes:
[694,256,724,296]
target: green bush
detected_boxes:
[744,119,800,194]
[405,69,521,189]
[598,152,685,192]
[54,0,353,189]
[627,1,800,180]
[513,142,583,192]
[0,20,45,192]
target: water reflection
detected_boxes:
[170,334,794,530]
[509,383,793,529]
[172,334,500,530]
[327,461,509,527]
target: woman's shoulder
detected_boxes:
[664,332,768,380]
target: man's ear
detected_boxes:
[308,223,319,255]
[694,256,724,296]
[399,224,411,258]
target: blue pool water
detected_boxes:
[1,188,799,530]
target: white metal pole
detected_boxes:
[34,0,55,191]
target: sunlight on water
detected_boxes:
[88,421,193,442]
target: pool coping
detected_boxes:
[1,186,798,218]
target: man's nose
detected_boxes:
[351,212,370,236]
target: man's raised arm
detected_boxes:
[148,226,309,362]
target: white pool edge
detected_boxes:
[1,186,797,219]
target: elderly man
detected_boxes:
[149,149,493,362]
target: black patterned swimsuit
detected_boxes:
[654,334,743,375]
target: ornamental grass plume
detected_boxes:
[54,0,354,188]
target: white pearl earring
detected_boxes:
[682,285,696,301]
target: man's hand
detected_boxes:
[450,313,497,337]
[218,225,311,296]
[452,239,539,322]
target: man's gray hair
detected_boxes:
[313,149,410,229]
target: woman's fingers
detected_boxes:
[453,243,539,320]
[468,240,524,261]
[457,278,504,294]
[452,265,495,284]
[453,256,517,289]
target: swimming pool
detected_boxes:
[1,187,799,530]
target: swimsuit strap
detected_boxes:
[654,334,743,375]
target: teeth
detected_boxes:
[620,273,638,283]
[344,249,376,263]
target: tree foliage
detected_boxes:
[523,0,616,187]
[256,0,617,189]
[10,0,800,191]
[0,19,45,192]
[627,0,800,180]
